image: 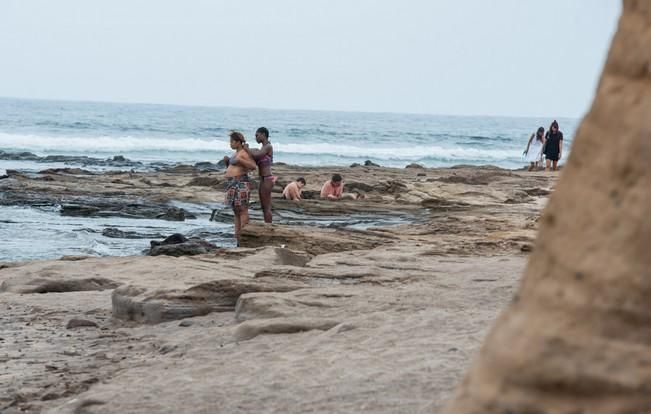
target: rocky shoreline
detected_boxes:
[0,160,558,413]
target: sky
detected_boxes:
[0,0,621,118]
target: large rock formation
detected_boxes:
[444,1,651,412]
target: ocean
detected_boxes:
[0,97,579,171]
[0,97,578,261]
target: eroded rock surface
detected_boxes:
[444,2,651,413]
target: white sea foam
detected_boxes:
[0,132,517,162]
[0,132,230,153]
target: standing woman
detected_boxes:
[523,126,546,171]
[245,127,274,223]
[544,120,564,171]
[222,131,256,246]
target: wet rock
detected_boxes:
[156,207,196,221]
[66,319,98,329]
[364,160,381,167]
[60,199,186,220]
[38,168,94,175]
[0,150,40,160]
[60,204,101,217]
[102,228,165,239]
[405,163,425,169]
[194,161,225,171]
[148,233,219,256]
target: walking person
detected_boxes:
[245,127,274,223]
[544,120,564,171]
[523,126,546,171]
[222,131,256,246]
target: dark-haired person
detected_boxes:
[222,131,256,246]
[245,127,274,223]
[282,177,306,201]
[523,126,546,171]
[320,174,364,200]
[544,120,563,171]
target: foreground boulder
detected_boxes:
[445,2,651,412]
[148,233,220,256]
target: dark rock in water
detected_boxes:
[195,161,224,172]
[38,168,94,175]
[152,233,188,246]
[111,155,127,162]
[0,150,40,160]
[102,228,165,239]
[405,163,425,169]
[163,165,198,174]
[155,207,196,221]
[60,204,101,217]
[148,233,219,257]
[66,319,98,329]
[364,160,380,167]
[350,163,362,168]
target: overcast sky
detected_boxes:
[0,0,621,117]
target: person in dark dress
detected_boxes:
[544,120,564,171]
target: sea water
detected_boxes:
[0,97,579,260]
[0,97,579,170]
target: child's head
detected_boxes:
[297,177,306,188]
[331,174,343,186]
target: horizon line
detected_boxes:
[0,95,583,121]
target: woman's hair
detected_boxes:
[229,131,246,144]
[550,120,559,130]
[256,127,269,139]
[331,173,343,182]
[297,177,306,185]
[536,126,544,141]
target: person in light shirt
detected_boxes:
[320,174,364,200]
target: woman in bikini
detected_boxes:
[222,131,256,246]
[245,127,274,223]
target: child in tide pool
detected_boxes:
[282,177,306,201]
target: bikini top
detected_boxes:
[257,153,273,167]
[229,154,238,165]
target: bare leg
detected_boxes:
[546,159,551,172]
[233,207,241,246]
[552,160,559,171]
[528,162,534,171]
[258,179,273,223]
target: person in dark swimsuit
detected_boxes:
[544,120,564,171]
[245,127,274,223]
